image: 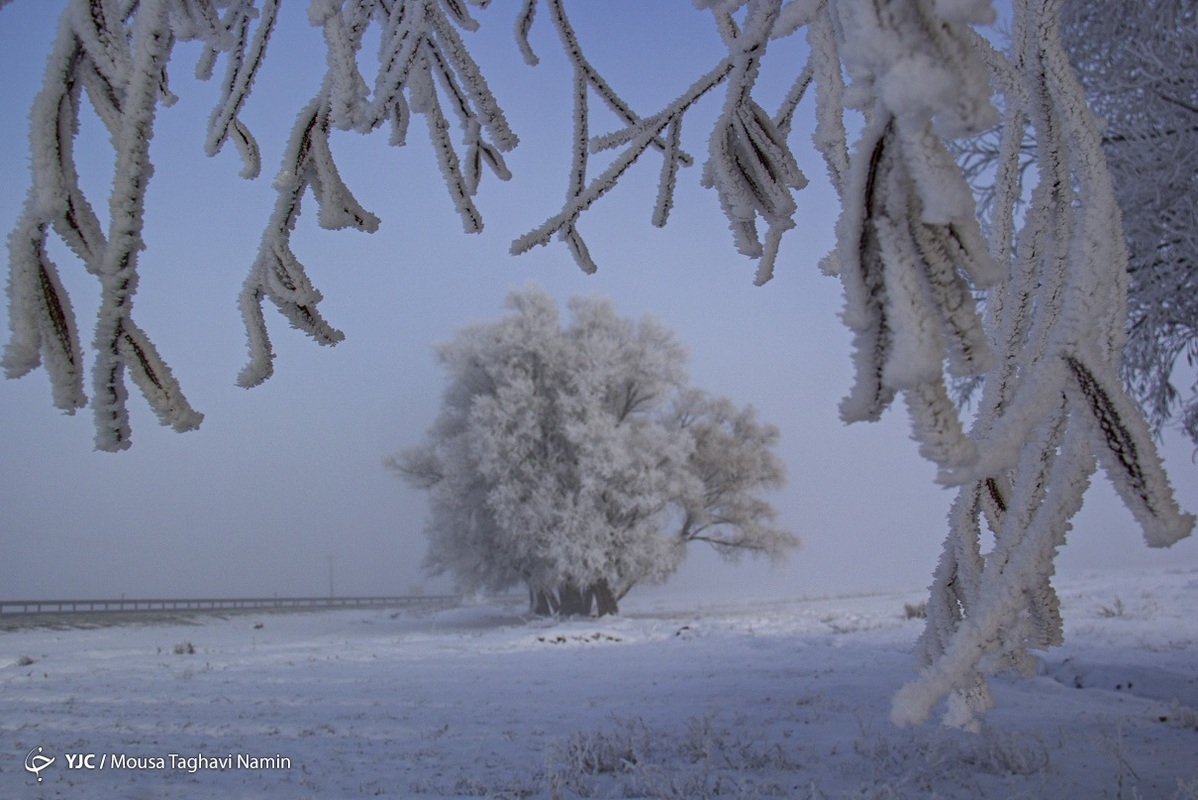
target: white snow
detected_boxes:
[1,568,1195,798]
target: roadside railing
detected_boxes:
[0,595,459,615]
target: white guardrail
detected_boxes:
[0,596,459,615]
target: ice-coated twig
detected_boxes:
[826,0,1003,482]
[513,0,539,66]
[703,0,807,284]
[203,0,279,180]
[510,0,704,272]
[91,0,203,450]
[3,13,94,415]
[237,90,360,389]
[520,0,808,281]
[518,101,708,261]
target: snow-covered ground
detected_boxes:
[1,569,1195,799]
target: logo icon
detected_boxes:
[24,746,54,783]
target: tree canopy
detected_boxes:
[1061,0,1198,444]
[956,0,1198,445]
[390,285,796,617]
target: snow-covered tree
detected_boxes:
[3,0,1192,722]
[1060,0,1198,444]
[955,0,1198,444]
[672,388,795,564]
[388,285,795,617]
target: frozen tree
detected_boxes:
[1061,0,1198,444]
[955,0,1198,444]
[388,285,795,617]
[671,388,796,565]
[3,0,1192,721]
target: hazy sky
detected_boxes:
[2,1,1195,604]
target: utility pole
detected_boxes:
[327,555,335,599]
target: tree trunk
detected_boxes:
[528,580,619,617]
[593,579,619,617]
[557,581,590,616]
[529,586,557,616]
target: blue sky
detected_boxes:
[1,1,1195,603]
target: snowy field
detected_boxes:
[1,569,1195,799]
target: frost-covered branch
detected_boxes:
[893,0,1194,730]
[512,0,820,283]
[1062,0,1198,445]
[4,0,281,449]
[510,0,708,272]
[817,0,1005,485]
[953,1,1198,442]
[240,0,518,386]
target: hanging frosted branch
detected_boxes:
[825,0,1003,482]
[3,0,281,449]
[955,2,1198,443]
[240,0,517,383]
[511,0,705,272]
[651,116,684,228]
[237,91,362,389]
[511,0,818,282]
[513,0,539,66]
[1064,355,1194,548]
[559,59,594,273]
[895,0,1194,730]
[805,5,848,196]
[426,7,517,151]
[835,119,893,422]
[515,53,734,259]
[3,14,93,415]
[91,0,201,450]
[702,1,807,285]
[6,0,829,441]
[834,115,991,477]
[202,0,280,180]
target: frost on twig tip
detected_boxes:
[203,0,279,181]
[1065,355,1195,548]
